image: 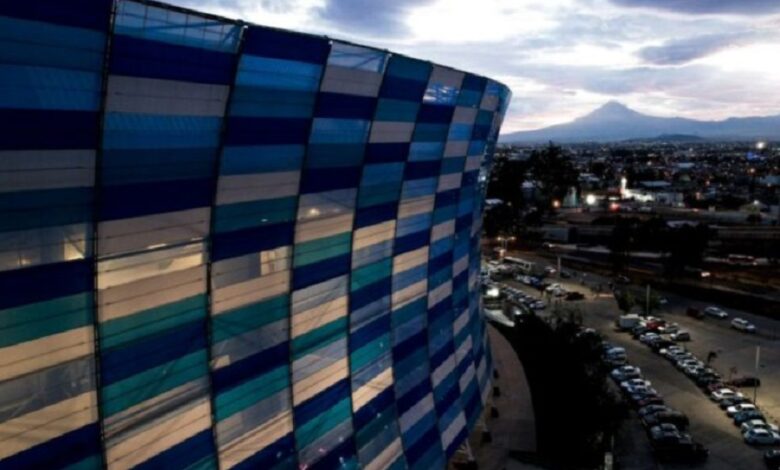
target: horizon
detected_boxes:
[169,0,780,133]
[504,100,780,135]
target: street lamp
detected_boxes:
[497,236,515,253]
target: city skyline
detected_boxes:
[170,0,780,133]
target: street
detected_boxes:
[494,251,780,469]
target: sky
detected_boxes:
[171,0,780,133]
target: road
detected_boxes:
[494,252,780,469]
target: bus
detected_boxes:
[503,256,535,274]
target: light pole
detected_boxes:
[497,236,515,254]
[646,284,650,316]
[754,346,760,405]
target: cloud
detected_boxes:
[610,0,780,15]
[315,0,434,38]
[637,33,752,65]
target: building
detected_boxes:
[0,1,511,469]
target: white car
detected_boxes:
[676,358,702,371]
[639,332,660,345]
[620,378,651,391]
[704,306,728,319]
[727,403,757,417]
[741,419,780,434]
[711,388,744,402]
[670,330,691,342]
[743,428,780,445]
[657,323,679,334]
[611,365,641,381]
[731,318,757,333]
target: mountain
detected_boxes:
[501,101,780,143]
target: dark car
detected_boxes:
[734,409,765,425]
[728,377,762,388]
[765,449,780,469]
[631,326,649,338]
[642,411,690,430]
[638,404,672,418]
[719,396,751,410]
[650,339,676,352]
[695,373,723,388]
[635,396,665,408]
[565,291,585,301]
[615,275,631,284]
[686,307,705,319]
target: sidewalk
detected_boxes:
[472,325,537,469]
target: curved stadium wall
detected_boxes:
[0,1,511,469]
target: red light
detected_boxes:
[609,203,620,212]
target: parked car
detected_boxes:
[631,325,649,338]
[719,396,751,410]
[640,332,660,345]
[734,409,765,425]
[565,291,585,301]
[711,388,744,402]
[765,449,780,468]
[731,318,757,333]
[638,404,672,418]
[670,330,691,342]
[642,411,690,430]
[741,419,779,434]
[625,383,656,397]
[686,307,704,319]
[621,378,652,391]
[727,403,757,418]
[635,395,664,408]
[660,345,685,357]
[657,323,679,335]
[650,339,675,353]
[611,365,641,382]
[615,275,631,284]
[706,382,728,394]
[744,428,780,445]
[694,372,722,388]
[677,358,702,371]
[650,423,682,442]
[617,314,642,330]
[704,306,729,319]
[727,376,761,388]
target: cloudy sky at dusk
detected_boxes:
[172,0,780,133]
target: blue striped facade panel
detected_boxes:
[0,1,111,468]
[0,1,510,469]
[95,2,241,468]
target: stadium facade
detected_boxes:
[0,0,511,469]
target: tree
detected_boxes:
[607,217,634,273]
[663,224,713,277]
[528,143,579,210]
[487,157,527,209]
[616,290,635,313]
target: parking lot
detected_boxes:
[488,253,780,469]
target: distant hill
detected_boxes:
[626,134,705,143]
[501,101,780,143]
